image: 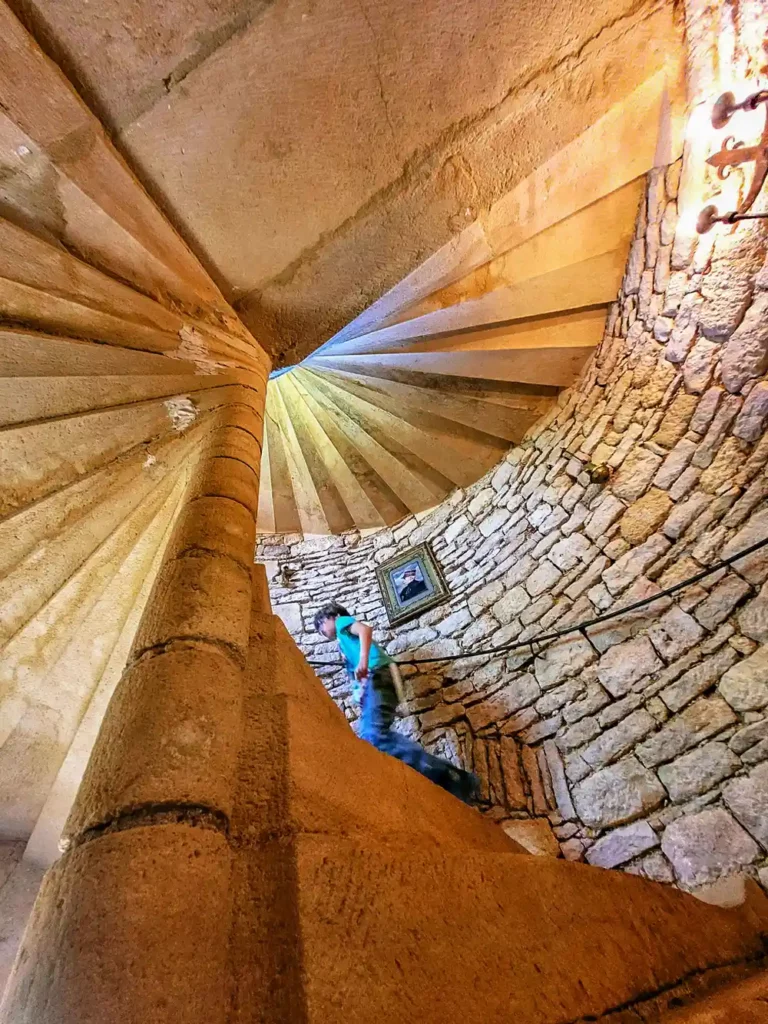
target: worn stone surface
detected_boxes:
[661,808,760,887]
[586,821,659,869]
[501,817,560,856]
[636,697,736,767]
[719,647,768,711]
[619,488,673,544]
[660,647,739,713]
[737,584,768,643]
[721,293,768,393]
[722,763,768,850]
[658,742,741,803]
[595,637,662,697]
[572,757,665,829]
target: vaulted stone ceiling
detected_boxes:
[12,0,684,365]
[4,0,686,536]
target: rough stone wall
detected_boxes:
[258,162,768,895]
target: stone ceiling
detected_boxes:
[10,0,684,367]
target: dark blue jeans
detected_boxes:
[359,668,470,797]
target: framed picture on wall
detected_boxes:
[376,542,449,628]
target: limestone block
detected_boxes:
[654,438,697,488]
[625,849,674,884]
[636,697,737,767]
[468,488,494,517]
[2,826,234,1024]
[581,711,656,770]
[624,238,645,294]
[501,817,560,856]
[543,740,576,820]
[462,614,498,647]
[737,583,768,643]
[291,831,768,1024]
[721,292,768,393]
[733,381,768,441]
[415,638,461,661]
[499,736,526,810]
[557,716,602,752]
[167,495,256,570]
[563,681,612,724]
[611,448,663,502]
[572,756,665,829]
[661,808,759,887]
[586,821,659,869]
[534,635,596,690]
[536,679,583,717]
[444,515,470,544]
[602,534,670,595]
[653,393,698,448]
[66,646,244,835]
[584,497,625,548]
[660,646,739,713]
[525,560,562,597]
[657,742,741,803]
[648,606,704,661]
[721,507,768,585]
[548,533,595,572]
[682,337,718,394]
[719,646,768,711]
[478,507,511,538]
[723,763,768,850]
[730,721,768,756]
[435,608,470,638]
[274,602,303,635]
[665,293,701,364]
[595,636,663,697]
[694,576,751,631]
[468,579,504,616]
[134,550,253,662]
[492,586,531,625]
[619,488,673,544]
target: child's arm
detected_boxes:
[348,621,373,680]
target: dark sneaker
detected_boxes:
[443,767,481,805]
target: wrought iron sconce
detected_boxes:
[697,88,768,233]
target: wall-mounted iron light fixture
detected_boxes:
[697,88,768,233]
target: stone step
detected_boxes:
[655,967,768,1023]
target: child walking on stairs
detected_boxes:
[314,602,479,803]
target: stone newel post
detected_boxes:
[0,385,265,1024]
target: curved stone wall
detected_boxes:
[258,160,768,895]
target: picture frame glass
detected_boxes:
[376,543,448,626]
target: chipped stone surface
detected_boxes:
[572,757,665,829]
[534,636,597,690]
[636,697,737,767]
[619,489,673,544]
[719,647,768,711]
[660,647,738,712]
[658,742,741,803]
[648,606,704,661]
[611,449,662,503]
[737,584,768,643]
[722,763,768,850]
[661,808,759,887]
[721,292,768,393]
[595,637,662,697]
[694,576,751,631]
[586,821,659,869]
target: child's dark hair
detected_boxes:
[313,602,350,632]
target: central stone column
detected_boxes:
[0,384,266,1024]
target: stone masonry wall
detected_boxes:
[258,163,768,896]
